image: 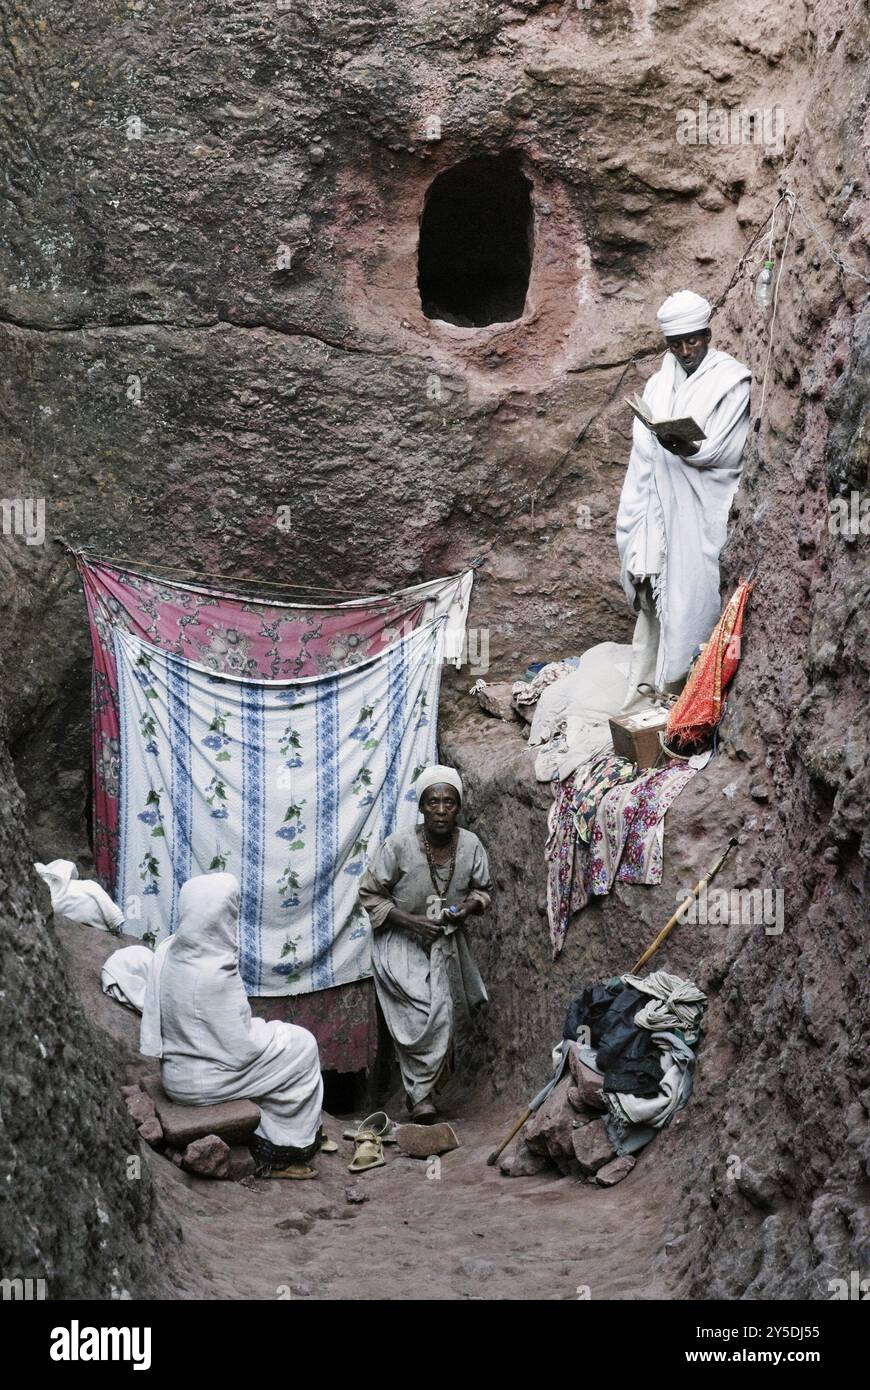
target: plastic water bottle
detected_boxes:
[755,259,775,307]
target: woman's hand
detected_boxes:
[441,902,470,925]
[402,915,443,948]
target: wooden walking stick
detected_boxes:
[629,835,737,974]
[486,836,737,1167]
[486,1106,535,1167]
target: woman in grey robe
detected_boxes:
[357,764,491,1122]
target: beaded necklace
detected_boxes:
[421,826,458,897]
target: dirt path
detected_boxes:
[148,1098,676,1301]
[60,921,678,1301]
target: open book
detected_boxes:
[625,393,706,446]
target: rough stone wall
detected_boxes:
[0,693,180,1297]
[1,0,868,1301]
[1,0,817,859]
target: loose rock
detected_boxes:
[137,1117,164,1149]
[595,1154,637,1187]
[124,1090,157,1126]
[396,1121,459,1158]
[227,1146,256,1181]
[571,1119,616,1176]
[500,1141,550,1177]
[181,1134,231,1179]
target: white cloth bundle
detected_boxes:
[616,348,751,686]
[100,944,155,1012]
[529,642,634,782]
[34,859,125,931]
[622,970,707,1037]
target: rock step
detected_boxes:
[141,1073,260,1148]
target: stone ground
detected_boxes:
[59,919,677,1302]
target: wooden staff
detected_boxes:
[630,836,737,974]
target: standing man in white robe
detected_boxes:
[616,290,751,708]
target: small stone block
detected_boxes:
[227,1146,256,1181]
[571,1119,616,1176]
[137,1117,164,1149]
[475,682,521,722]
[500,1141,550,1177]
[396,1121,459,1158]
[125,1090,157,1125]
[595,1154,637,1187]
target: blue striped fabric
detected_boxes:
[311,675,339,991]
[382,634,408,838]
[167,658,192,933]
[239,681,266,991]
[113,619,446,995]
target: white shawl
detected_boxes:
[139,872,324,1148]
[616,348,751,684]
[34,858,125,931]
[139,872,247,1061]
[101,944,156,1012]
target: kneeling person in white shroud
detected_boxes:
[140,872,327,1180]
[358,764,491,1123]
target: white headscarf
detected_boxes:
[656,290,712,338]
[34,858,125,931]
[139,872,241,1059]
[414,764,463,805]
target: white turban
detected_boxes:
[656,290,712,338]
[414,764,463,804]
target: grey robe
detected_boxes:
[358,827,491,1103]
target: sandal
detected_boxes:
[347,1131,385,1173]
[342,1111,399,1145]
[264,1163,318,1180]
[320,1137,339,1154]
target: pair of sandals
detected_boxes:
[343,1111,398,1173]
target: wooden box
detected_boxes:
[609,709,669,770]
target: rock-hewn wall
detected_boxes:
[1,0,867,1299]
[1,0,817,859]
[0,693,181,1297]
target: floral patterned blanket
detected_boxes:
[113,619,445,996]
[77,556,471,890]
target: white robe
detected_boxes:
[101,944,155,1012]
[35,859,125,931]
[139,873,323,1148]
[616,349,751,686]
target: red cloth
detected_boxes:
[252,980,377,1074]
[665,580,752,748]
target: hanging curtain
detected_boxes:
[76,556,473,1072]
[76,555,472,887]
[113,619,445,995]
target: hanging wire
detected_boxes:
[72,548,472,606]
[792,198,870,285]
[755,192,798,426]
